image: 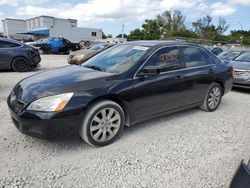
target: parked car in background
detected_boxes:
[68,43,113,65]
[29,37,80,54]
[218,51,246,61]
[230,159,250,188]
[7,41,233,146]
[228,52,250,89]
[211,47,223,55]
[0,37,41,72]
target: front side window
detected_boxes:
[92,32,97,36]
[234,52,250,62]
[182,47,209,68]
[0,41,21,48]
[82,44,149,74]
[145,47,181,72]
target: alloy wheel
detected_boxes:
[90,108,121,142]
[208,87,221,109]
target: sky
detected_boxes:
[0,0,250,36]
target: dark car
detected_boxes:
[30,37,80,54]
[68,43,112,65]
[218,51,245,61]
[230,159,250,188]
[211,47,223,55]
[227,52,250,89]
[7,41,233,146]
[0,38,41,72]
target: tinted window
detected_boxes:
[182,47,209,68]
[146,47,181,71]
[0,40,21,48]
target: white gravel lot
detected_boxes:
[0,55,250,188]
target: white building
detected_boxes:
[96,38,127,44]
[2,16,102,43]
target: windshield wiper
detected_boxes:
[84,65,104,72]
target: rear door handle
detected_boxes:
[174,75,184,81]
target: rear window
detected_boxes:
[0,40,21,48]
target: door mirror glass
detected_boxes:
[138,66,160,76]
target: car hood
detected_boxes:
[13,65,113,102]
[230,60,250,70]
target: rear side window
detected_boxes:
[145,47,181,71]
[0,40,21,48]
[182,47,210,68]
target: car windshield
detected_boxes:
[89,44,106,51]
[82,44,149,74]
[218,51,241,60]
[234,52,250,62]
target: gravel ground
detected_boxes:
[0,55,250,188]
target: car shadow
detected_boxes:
[29,107,199,151]
[232,88,250,94]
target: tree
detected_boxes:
[160,10,185,31]
[142,19,163,40]
[127,29,144,41]
[0,32,3,37]
[192,15,229,40]
[116,34,128,38]
[102,32,107,39]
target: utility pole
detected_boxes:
[122,24,124,39]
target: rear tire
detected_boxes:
[12,57,30,72]
[79,100,125,147]
[199,83,222,112]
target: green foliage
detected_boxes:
[127,29,144,41]
[116,34,128,38]
[229,30,250,45]
[192,15,229,40]
[0,32,3,37]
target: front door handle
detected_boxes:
[209,68,214,73]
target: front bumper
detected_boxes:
[8,96,84,139]
[233,70,250,89]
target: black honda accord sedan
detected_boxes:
[7,41,233,146]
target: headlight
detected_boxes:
[27,93,74,112]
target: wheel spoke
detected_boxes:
[107,108,115,119]
[101,130,107,141]
[101,109,106,119]
[90,126,100,132]
[93,129,102,140]
[93,116,102,123]
[107,128,114,137]
[110,114,120,123]
[110,123,120,128]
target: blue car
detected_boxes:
[29,37,80,54]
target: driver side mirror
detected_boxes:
[138,66,160,77]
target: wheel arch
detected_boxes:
[215,80,225,95]
[85,94,131,127]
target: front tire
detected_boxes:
[12,57,30,72]
[200,83,222,112]
[79,100,125,147]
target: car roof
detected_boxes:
[124,40,196,48]
[0,37,24,45]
